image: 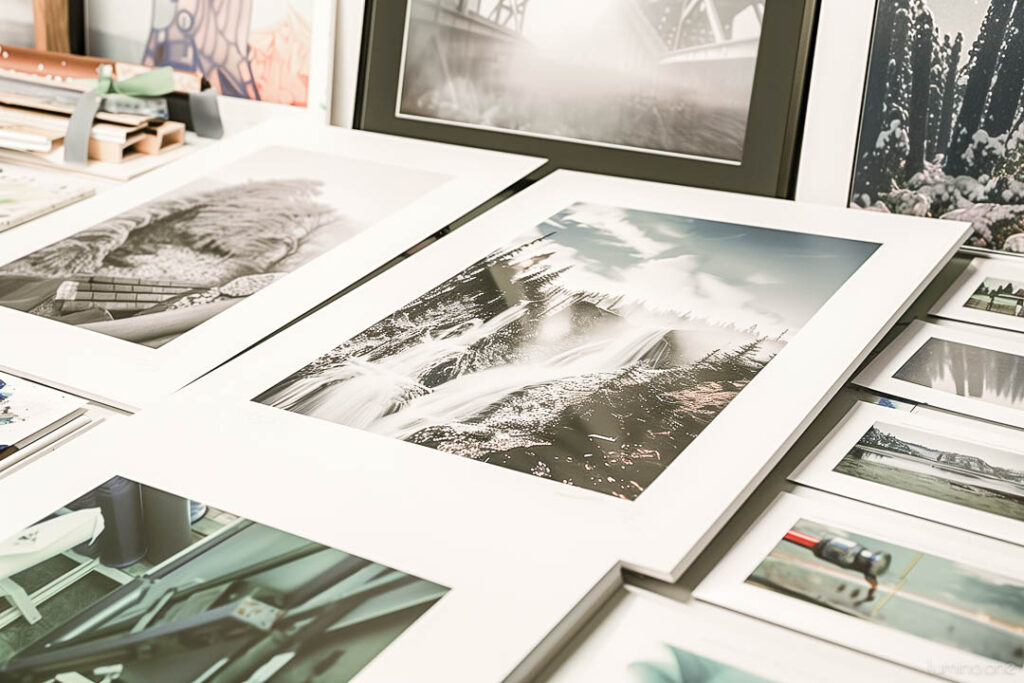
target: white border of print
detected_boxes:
[694,489,1024,683]
[790,401,1024,546]
[0,409,620,683]
[0,118,543,410]
[931,258,1024,334]
[791,0,874,207]
[856,320,1024,429]
[547,585,935,683]
[184,170,969,581]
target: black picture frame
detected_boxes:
[355,0,819,197]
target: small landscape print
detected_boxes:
[0,476,447,682]
[747,518,1024,666]
[399,0,765,162]
[837,421,1024,521]
[893,337,1024,410]
[850,0,1024,253]
[629,644,769,683]
[965,276,1024,318]
[0,147,446,347]
[255,202,877,500]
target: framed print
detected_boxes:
[85,0,338,117]
[790,401,1024,546]
[356,0,817,196]
[0,413,620,683]
[0,118,543,410]
[856,319,1024,429]
[931,256,1024,333]
[798,0,1024,255]
[695,490,1024,683]
[544,585,935,683]
[183,170,969,580]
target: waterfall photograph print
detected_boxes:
[836,420,1024,521]
[398,0,765,162]
[255,202,878,500]
[0,476,447,682]
[747,519,1024,667]
[0,147,446,348]
[851,0,1024,253]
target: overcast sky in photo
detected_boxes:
[524,202,879,337]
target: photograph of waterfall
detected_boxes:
[848,0,1024,253]
[254,201,878,500]
[397,0,765,162]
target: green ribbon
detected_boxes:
[83,64,177,98]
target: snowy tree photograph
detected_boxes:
[254,203,876,500]
[851,0,1024,253]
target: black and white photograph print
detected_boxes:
[893,337,1024,410]
[850,0,1024,253]
[255,202,878,500]
[398,0,766,163]
[0,147,448,347]
[0,476,447,682]
[838,420,1024,521]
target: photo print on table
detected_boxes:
[893,337,1024,411]
[255,202,878,500]
[0,373,86,458]
[397,0,766,163]
[747,518,1024,667]
[0,146,447,348]
[838,419,1024,522]
[0,476,447,682]
[849,0,1024,253]
[965,276,1024,319]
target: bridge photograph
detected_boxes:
[397,0,765,162]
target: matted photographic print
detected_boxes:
[255,201,878,500]
[799,1,1024,254]
[0,121,543,409]
[791,402,1024,545]
[932,258,1024,333]
[0,475,447,682]
[545,586,936,683]
[397,0,765,163]
[748,518,1024,668]
[0,166,94,233]
[695,492,1024,683]
[0,373,86,458]
[0,147,445,348]
[857,320,1024,429]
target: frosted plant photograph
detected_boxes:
[893,337,1024,410]
[0,147,447,347]
[748,519,1024,666]
[850,0,1024,253]
[629,644,768,683]
[0,477,447,682]
[398,0,766,162]
[255,202,877,500]
[837,421,1024,520]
